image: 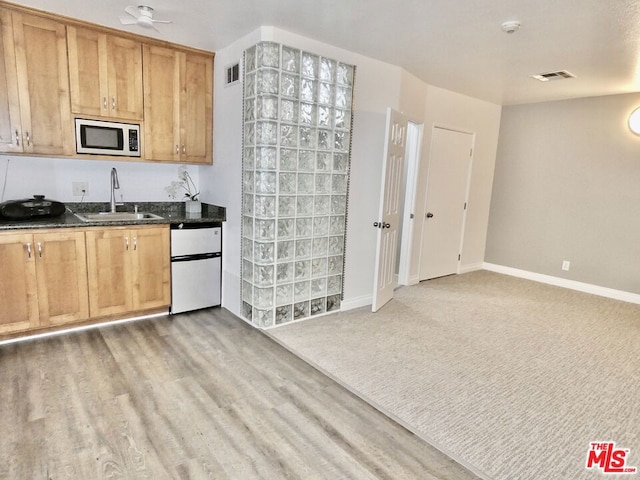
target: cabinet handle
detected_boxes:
[26,242,32,258]
[37,242,42,258]
[25,131,31,147]
[15,129,20,147]
[125,236,129,251]
[133,236,137,251]
[182,145,186,154]
[103,97,107,110]
[112,97,116,110]
[175,144,180,154]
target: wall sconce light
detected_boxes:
[629,107,640,135]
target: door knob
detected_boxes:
[426,212,434,218]
[373,222,380,228]
[382,222,390,229]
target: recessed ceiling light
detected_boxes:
[530,70,576,82]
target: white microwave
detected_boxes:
[75,118,140,157]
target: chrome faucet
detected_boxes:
[110,167,120,213]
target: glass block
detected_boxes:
[337,63,354,86]
[279,173,297,194]
[301,53,319,78]
[242,277,253,301]
[242,215,254,238]
[328,236,345,255]
[277,262,294,283]
[245,46,256,73]
[328,255,343,275]
[254,195,276,218]
[299,103,316,125]
[318,83,334,105]
[295,239,312,259]
[334,131,350,152]
[244,122,255,145]
[255,264,274,287]
[245,97,256,122]
[256,147,276,170]
[329,215,345,235]
[277,219,295,240]
[294,301,310,320]
[280,99,299,123]
[277,240,294,261]
[311,280,327,300]
[256,121,278,146]
[279,149,298,170]
[313,216,329,236]
[335,109,350,130]
[278,196,296,217]
[295,218,312,237]
[317,152,331,171]
[327,275,342,295]
[275,305,293,324]
[254,241,274,264]
[242,301,253,321]
[257,69,279,95]
[331,195,347,214]
[316,173,331,193]
[258,42,280,68]
[281,74,299,99]
[296,196,314,216]
[243,193,254,215]
[333,153,348,172]
[282,46,300,73]
[318,106,333,127]
[242,172,255,193]
[299,127,317,149]
[244,147,255,170]
[255,171,277,194]
[276,284,293,306]
[242,239,253,260]
[294,281,310,302]
[312,237,328,257]
[280,124,298,147]
[335,86,352,108]
[317,129,332,150]
[326,294,341,312]
[310,296,326,315]
[297,173,314,194]
[319,58,336,82]
[254,286,274,309]
[256,95,278,120]
[299,150,315,171]
[255,219,275,241]
[300,78,317,103]
[245,72,256,97]
[332,174,348,194]
[314,196,330,215]
[312,257,327,277]
[253,308,273,328]
[295,261,311,280]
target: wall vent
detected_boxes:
[225,62,240,86]
[530,70,576,82]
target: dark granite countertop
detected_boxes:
[0,202,226,230]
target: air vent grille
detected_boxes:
[530,70,576,82]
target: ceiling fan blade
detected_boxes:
[151,19,172,24]
[118,16,138,25]
[124,5,140,18]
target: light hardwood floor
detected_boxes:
[0,308,478,479]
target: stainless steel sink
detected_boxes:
[74,211,164,222]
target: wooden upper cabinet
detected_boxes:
[11,11,73,155]
[0,9,21,153]
[67,26,143,120]
[143,44,212,164]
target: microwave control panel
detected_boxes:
[128,129,139,152]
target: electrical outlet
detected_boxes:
[562,260,570,271]
[72,182,89,197]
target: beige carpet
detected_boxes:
[268,271,640,480]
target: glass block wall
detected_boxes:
[241,41,355,328]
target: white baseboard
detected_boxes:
[460,262,484,274]
[341,294,372,311]
[483,263,640,305]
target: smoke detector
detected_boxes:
[501,21,521,34]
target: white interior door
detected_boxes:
[419,126,473,281]
[372,108,408,312]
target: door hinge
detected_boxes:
[458,254,461,261]
[464,202,467,210]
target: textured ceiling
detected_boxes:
[10,0,640,105]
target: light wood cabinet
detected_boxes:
[0,230,89,334]
[67,26,143,120]
[0,9,21,153]
[143,44,213,164]
[86,226,170,318]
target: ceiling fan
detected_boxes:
[119,5,172,32]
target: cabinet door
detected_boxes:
[85,229,133,317]
[67,26,108,117]
[182,52,213,164]
[0,9,22,153]
[143,44,180,162]
[34,230,89,326]
[107,35,143,120]
[131,227,170,310]
[12,12,72,155]
[0,233,38,334]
